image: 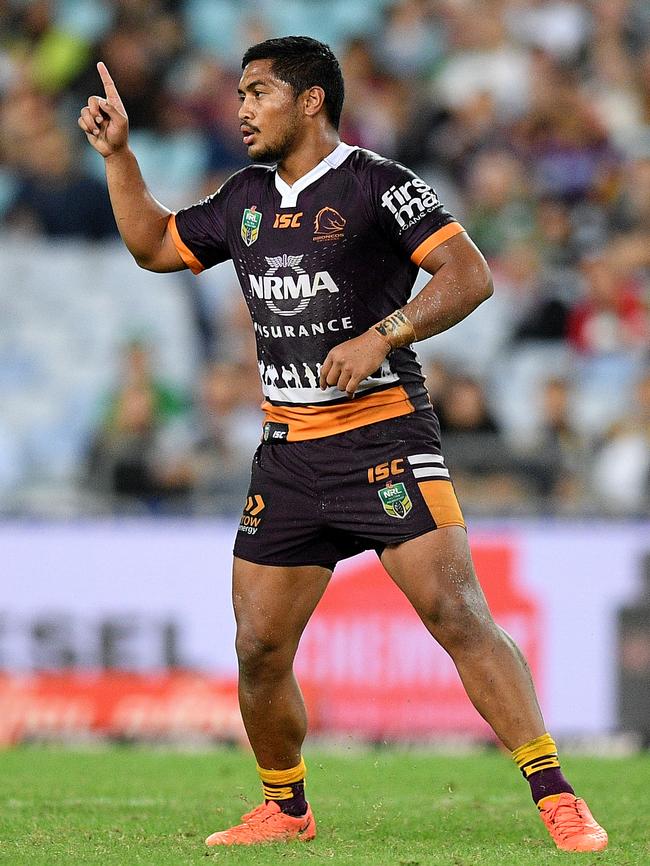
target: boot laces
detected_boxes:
[241,802,278,823]
[549,798,590,839]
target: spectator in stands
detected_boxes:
[91,23,162,131]
[591,369,650,514]
[538,377,584,460]
[610,154,650,234]
[567,254,648,355]
[514,64,619,203]
[432,2,532,121]
[167,54,246,186]
[436,375,531,513]
[505,0,590,62]
[339,37,407,156]
[586,2,646,149]
[184,361,263,513]
[465,149,536,259]
[605,154,650,276]
[377,0,445,76]
[5,123,117,238]
[490,241,573,344]
[526,377,587,512]
[535,197,581,270]
[85,340,191,511]
[6,0,91,95]
[0,0,648,517]
[437,374,500,436]
[423,358,451,415]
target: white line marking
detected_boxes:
[408,454,445,465]
[413,467,450,479]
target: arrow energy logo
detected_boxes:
[238,494,266,535]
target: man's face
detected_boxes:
[238,59,302,163]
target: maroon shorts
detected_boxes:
[233,412,465,570]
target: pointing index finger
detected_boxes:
[97,61,124,109]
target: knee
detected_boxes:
[423,590,497,654]
[235,626,295,680]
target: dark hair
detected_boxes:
[242,36,344,130]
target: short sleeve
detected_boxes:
[366,157,465,266]
[170,177,236,274]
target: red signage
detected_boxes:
[0,672,245,746]
[296,540,541,738]
[0,540,541,744]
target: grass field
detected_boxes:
[0,746,647,865]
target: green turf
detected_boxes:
[0,746,647,865]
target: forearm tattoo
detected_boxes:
[373,309,417,348]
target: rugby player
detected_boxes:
[78,36,607,853]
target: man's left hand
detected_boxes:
[319,329,391,396]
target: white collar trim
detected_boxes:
[274,142,357,209]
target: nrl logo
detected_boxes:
[378,482,413,519]
[241,206,262,246]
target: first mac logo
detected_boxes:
[241,206,262,246]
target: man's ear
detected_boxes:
[303,86,326,118]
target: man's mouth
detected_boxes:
[241,126,258,145]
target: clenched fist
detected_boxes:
[319,328,392,396]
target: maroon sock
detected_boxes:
[528,767,574,805]
[264,780,308,817]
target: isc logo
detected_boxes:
[367,459,404,483]
[273,212,303,229]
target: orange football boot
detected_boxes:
[205,800,317,846]
[539,792,608,852]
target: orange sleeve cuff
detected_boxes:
[410,222,465,266]
[168,213,205,275]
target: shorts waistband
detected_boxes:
[262,421,290,443]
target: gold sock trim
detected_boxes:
[537,793,563,810]
[262,783,294,800]
[512,733,560,778]
[257,757,306,786]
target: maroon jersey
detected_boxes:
[169,143,464,440]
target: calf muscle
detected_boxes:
[232,557,331,769]
[381,527,545,749]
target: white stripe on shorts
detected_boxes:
[407,453,445,465]
[412,467,451,479]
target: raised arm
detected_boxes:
[78,62,184,272]
[319,232,493,395]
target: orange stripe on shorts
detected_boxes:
[418,479,465,529]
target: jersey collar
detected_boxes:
[274,142,357,209]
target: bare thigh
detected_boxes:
[380,526,495,642]
[381,526,545,747]
[232,556,332,661]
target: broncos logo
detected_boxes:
[313,207,346,236]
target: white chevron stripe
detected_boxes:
[263,374,399,404]
[407,453,445,465]
[413,467,450,479]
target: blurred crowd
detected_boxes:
[0,0,649,517]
